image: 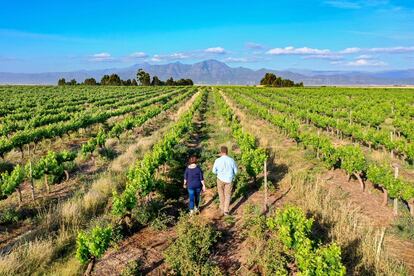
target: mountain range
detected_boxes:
[1,59,414,86]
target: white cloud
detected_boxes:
[340,47,362,54]
[356,54,372,59]
[339,46,414,55]
[368,46,414,53]
[149,52,190,62]
[170,52,189,59]
[267,46,331,55]
[303,54,344,60]
[347,58,387,66]
[151,55,162,62]
[130,52,148,58]
[204,47,226,54]
[90,52,114,62]
[223,57,248,63]
[246,42,264,49]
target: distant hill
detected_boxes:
[1,59,414,85]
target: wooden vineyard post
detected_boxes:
[409,200,414,217]
[336,119,339,137]
[263,158,268,213]
[316,131,320,159]
[375,228,386,264]
[29,160,35,200]
[28,145,36,200]
[16,186,22,207]
[393,165,399,216]
[382,187,388,207]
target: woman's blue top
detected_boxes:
[184,165,204,189]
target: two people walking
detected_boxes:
[183,146,237,216]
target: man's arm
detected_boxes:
[232,159,238,175]
[212,159,218,175]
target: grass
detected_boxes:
[288,172,407,275]
[390,214,414,241]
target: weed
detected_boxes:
[164,214,221,275]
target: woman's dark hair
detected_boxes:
[188,156,198,165]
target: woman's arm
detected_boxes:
[200,167,206,192]
[183,168,188,188]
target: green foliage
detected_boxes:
[267,206,314,250]
[0,207,20,224]
[233,171,251,200]
[76,226,113,264]
[96,128,107,148]
[101,74,122,86]
[242,205,346,275]
[296,243,346,276]
[391,214,414,241]
[260,72,303,87]
[30,150,76,190]
[121,259,143,276]
[0,164,25,197]
[33,151,63,178]
[271,206,345,275]
[83,78,97,85]
[130,199,174,230]
[164,215,221,275]
[136,69,151,86]
[57,78,66,86]
[257,239,289,276]
[81,138,97,156]
[150,213,175,231]
[241,204,267,239]
[367,164,399,198]
[337,145,366,175]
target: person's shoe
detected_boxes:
[189,209,194,215]
[194,207,199,214]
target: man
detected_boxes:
[212,146,238,216]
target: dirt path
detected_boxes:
[221,89,414,274]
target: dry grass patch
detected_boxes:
[287,172,407,275]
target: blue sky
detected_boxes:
[1,0,414,72]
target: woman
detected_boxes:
[183,156,206,214]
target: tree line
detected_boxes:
[260,73,303,87]
[58,69,193,86]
